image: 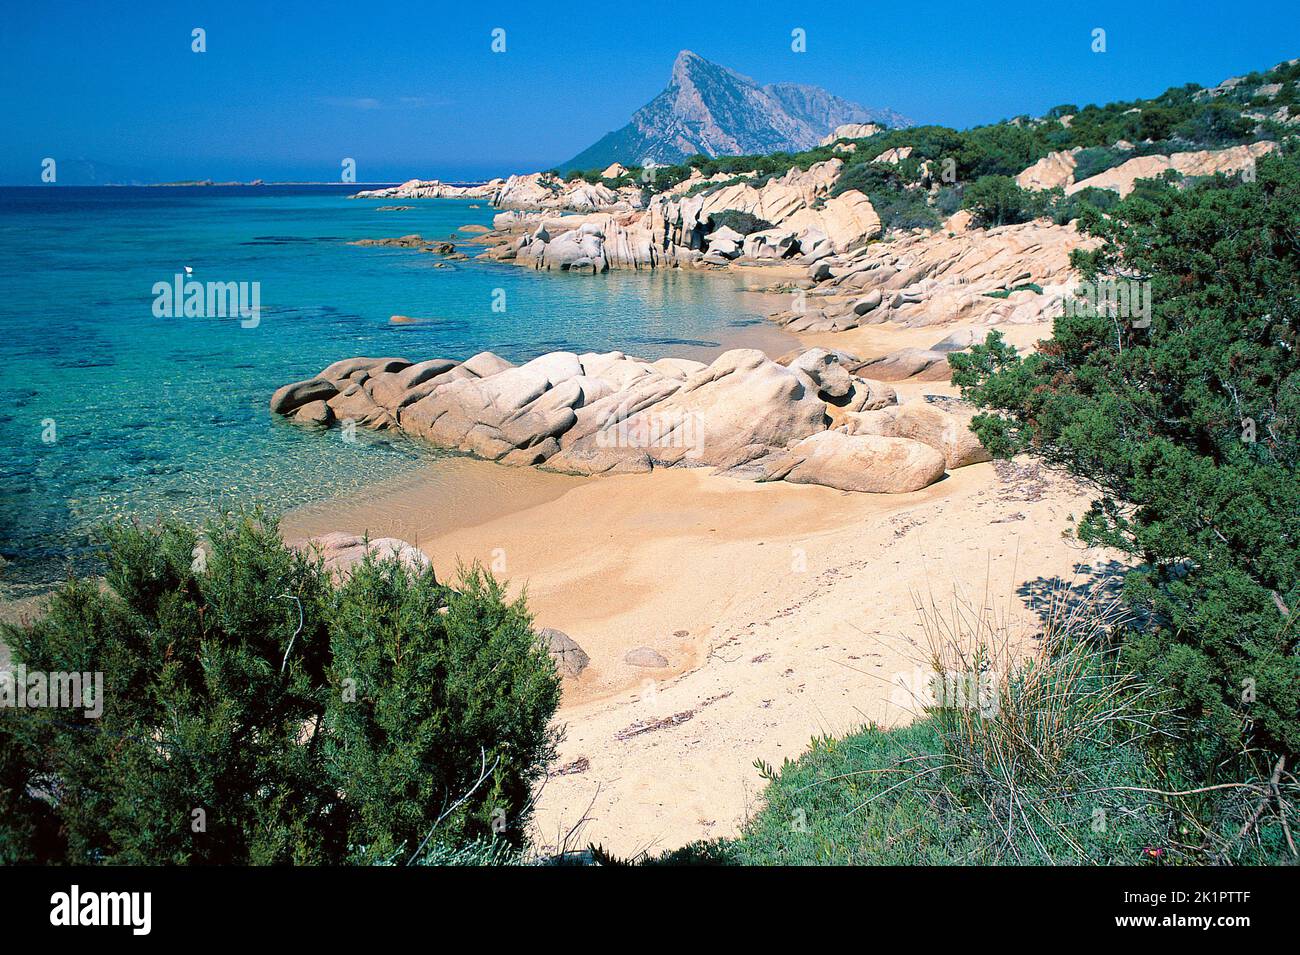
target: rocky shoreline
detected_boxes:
[353,142,1271,289]
[317,139,1275,499]
[270,345,990,494]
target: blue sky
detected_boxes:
[2,0,1297,184]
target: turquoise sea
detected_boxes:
[0,185,781,590]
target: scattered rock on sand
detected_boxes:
[763,431,947,493]
[886,401,992,469]
[293,532,431,578]
[930,327,990,353]
[540,627,591,678]
[842,400,991,470]
[624,647,669,668]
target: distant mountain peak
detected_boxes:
[671,48,703,75]
[563,52,911,172]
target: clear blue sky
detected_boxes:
[3,0,1297,184]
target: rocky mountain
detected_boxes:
[563,51,910,171]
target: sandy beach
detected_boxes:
[278,314,1116,856]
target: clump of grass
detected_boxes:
[908,585,1170,862]
[714,577,1300,866]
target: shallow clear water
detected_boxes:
[0,185,781,589]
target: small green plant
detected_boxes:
[984,282,1044,299]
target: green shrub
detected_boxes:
[984,282,1044,299]
[833,161,941,230]
[1072,146,1128,181]
[1172,102,1253,145]
[1050,185,1121,224]
[933,185,962,217]
[707,209,772,235]
[0,513,560,864]
[961,175,1043,227]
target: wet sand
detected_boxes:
[281,455,585,553]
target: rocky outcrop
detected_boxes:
[874,146,913,165]
[759,142,1277,343]
[770,215,1090,335]
[1245,104,1298,127]
[353,179,502,200]
[820,123,882,145]
[492,173,644,213]
[1015,148,1080,190]
[479,160,882,273]
[649,159,852,249]
[1010,142,1279,198]
[355,174,643,213]
[272,346,991,493]
[1065,141,1277,196]
[663,169,756,196]
[291,532,432,578]
[508,214,660,272]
